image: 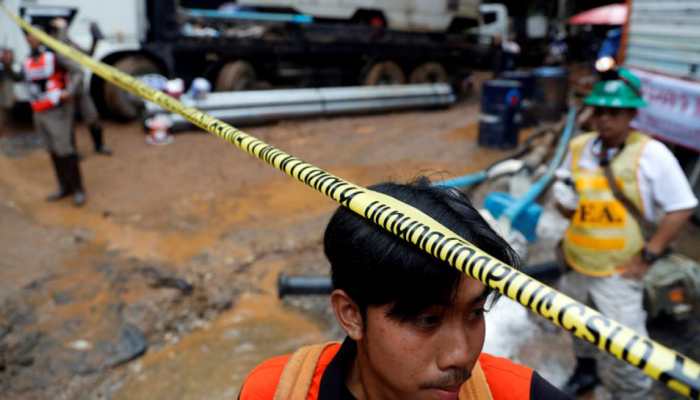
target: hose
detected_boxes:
[436,125,555,189]
[501,108,577,224]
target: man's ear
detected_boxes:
[330,289,364,340]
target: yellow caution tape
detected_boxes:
[4,7,699,398]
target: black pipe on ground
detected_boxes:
[278,274,334,298]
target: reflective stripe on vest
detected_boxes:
[24,51,55,81]
[241,344,534,399]
[23,51,66,112]
[563,132,648,276]
[273,342,493,400]
[274,342,338,400]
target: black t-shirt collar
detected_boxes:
[318,337,357,400]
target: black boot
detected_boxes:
[563,357,600,396]
[64,154,87,207]
[46,153,72,202]
[90,124,112,156]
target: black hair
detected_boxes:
[323,177,521,321]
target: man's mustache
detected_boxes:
[419,368,472,390]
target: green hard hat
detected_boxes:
[584,68,648,108]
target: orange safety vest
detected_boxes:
[23,51,67,112]
[239,342,534,400]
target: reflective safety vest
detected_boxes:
[240,342,534,400]
[563,132,649,277]
[23,51,66,112]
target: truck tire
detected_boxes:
[409,62,448,84]
[363,62,405,86]
[215,61,256,92]
[103,56,160,121]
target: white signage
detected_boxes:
[631,68,700,153]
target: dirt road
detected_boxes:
[0,101,511,398]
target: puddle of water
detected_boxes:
[23,244,118,333]
[112,259,332,400]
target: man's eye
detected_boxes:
[468,307,487,321]
[414,314,442,328]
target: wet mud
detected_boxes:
[1,98,698,399]
[1,101,501,398]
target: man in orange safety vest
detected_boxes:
[239,178,571,400]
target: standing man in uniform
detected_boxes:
[49,17,111,156]
[554,68,698,399]
[240,178,570,399]
[12,29,87,206]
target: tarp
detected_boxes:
[569,3,627,26]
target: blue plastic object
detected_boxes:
[532,67,569,121]
[435,171,488,188]
[483,108,577,242]
[598,28,622,59]
[479,79,522,149]
[500,70,535,99]
[533,66,568,78]
[185,8,314,24]
[484,192,542,243]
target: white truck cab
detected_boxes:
[476,3,508,42]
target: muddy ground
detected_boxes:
[1,97,698,399]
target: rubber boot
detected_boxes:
[64,154,87,207]
[90,123,112,156]
[563,357,600,396]
[46,153,72,202]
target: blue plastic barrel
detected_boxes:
[500,70,536,126]
[478,79,522,149]
[500,70,535,99]
[533,66,569,122]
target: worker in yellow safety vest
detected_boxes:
[553,68,698,399]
